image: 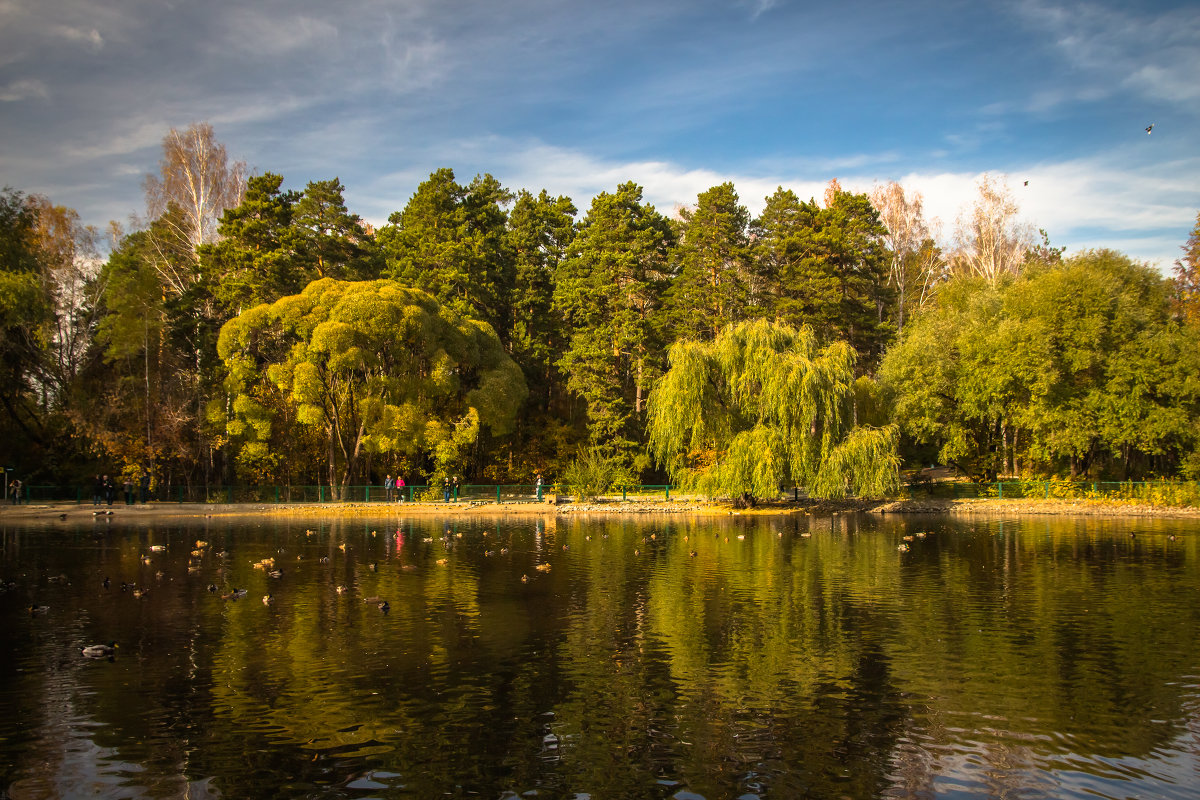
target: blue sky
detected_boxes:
[1,0,1197,268]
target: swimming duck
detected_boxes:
[262,594,273,605]
[221,588,247,600]
[81,642,117,658]
[378,600,390,612]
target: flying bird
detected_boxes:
[1146,124,1154,134]
[1023,180,1029,186]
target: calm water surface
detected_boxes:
[1,512,1198,799]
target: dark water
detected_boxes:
[1,512,1198,799]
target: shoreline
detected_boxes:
[3,496,1200,523]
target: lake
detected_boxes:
[1,511,1197,799]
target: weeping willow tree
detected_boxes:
[647,319,899,500]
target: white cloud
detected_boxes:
[215,10,338,57]
[1017,0,1200,108]
[0,78,48,101]
[50,23,103,50]
[352,136,1196,270]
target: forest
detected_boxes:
[3,123,1199,498]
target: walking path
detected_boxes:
[3,495,1199,523]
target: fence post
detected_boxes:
[998,481,1003,499]
[665,485,670,501]
[319,485,325,503]
[366,485,371,503]
[1045,481,1050,499]
[227,486,233,504]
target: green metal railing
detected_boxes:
[905,479,1200,507]
[12,479,1197,508]
[12,483,676,505]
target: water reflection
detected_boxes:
[1,513,1198,798]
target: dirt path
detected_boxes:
[3,496,1198,524]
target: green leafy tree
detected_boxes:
[648,318,900,500]
[507,188,576,396]
[666,182,752,341]
[1173,210,1200,325]
[217,278,527,492]
[554,182,675,462]
[197,173,300,316]
[751,184,895,369]
[881,250,1200,479]
[378,169,514,336]
[290,177,381,283]
[501,189,580,480]
[0,188,53,448]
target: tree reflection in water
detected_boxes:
[0,513,1197,799]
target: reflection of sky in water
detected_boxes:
[0,513,1197,799]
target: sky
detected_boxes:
[1,0,1198,269]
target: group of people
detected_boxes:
[378,473,545,503]
[383,474,407,502]
[92,473,151,506]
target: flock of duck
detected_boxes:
[17,519,952,661]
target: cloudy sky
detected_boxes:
[1,0,1197,267]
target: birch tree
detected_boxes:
[870,181,944,334]
[144,122,247,259]
[951,175,1033,287]
[26,195,103,402]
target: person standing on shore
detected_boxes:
[443,476,451,503]
[7,478,20,505]
[384,474,394,502]
[396,475,405,503]
[103,475,115,506]
[92,475,104,506]
[123,476,134,505]
[139,472,150,504]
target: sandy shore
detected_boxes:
[3,495,1199,523]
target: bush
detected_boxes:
[560,447,635,500]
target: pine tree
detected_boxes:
[554,182,675,462]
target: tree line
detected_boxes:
[3,123,1199,497]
